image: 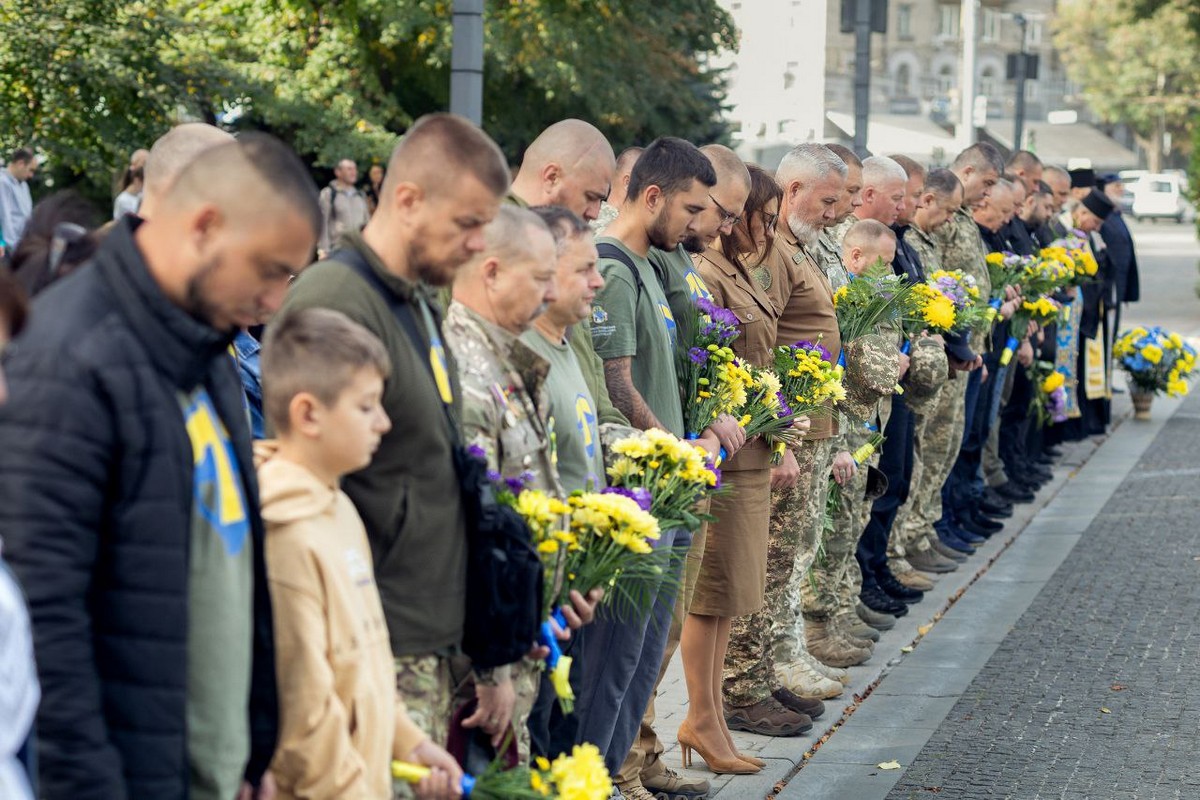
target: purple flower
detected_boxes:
[707,463,723,490]
[688,347,708,365]
[602,486,653,512]
[1047,385,1068,423]
[467,444,487,461]
[487,470,502,484]
[503,471,535,494]
[776,392,794,418]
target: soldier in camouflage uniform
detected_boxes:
[442,206,563,762]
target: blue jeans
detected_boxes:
[573,527,690,776]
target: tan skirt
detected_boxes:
[688,467,772,617]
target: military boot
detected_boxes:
[835,610,880,642]
[906,548,959,574]
[794,614,850,684]
[724,697,813,736]
[774,657,844,700]
[805,618,871,668]
[829,613,877,648]
[929,536,969,563]
[857,601,897,631]
[640,767,711,800]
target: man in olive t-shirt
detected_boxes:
[577,137,743,780]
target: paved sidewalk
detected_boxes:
[647,387,1184,798]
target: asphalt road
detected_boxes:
[1119,219,1200,338]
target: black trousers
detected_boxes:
[857,395,914,587]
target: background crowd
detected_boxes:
[0,110,1139,800]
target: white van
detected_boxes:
[1130,173,1189,223]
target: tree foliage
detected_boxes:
[1053,0,1199,170]
[0,0,737,204]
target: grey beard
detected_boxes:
[787,212,820,246]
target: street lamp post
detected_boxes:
[450,0,484,125]
[1012,13,1028,151]
[853,0,872,157]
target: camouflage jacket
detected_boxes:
[839,333,900,424]
[815,230,851,292]
[826,217,856,248]
[444,300,562,497]
[934,206,993,353]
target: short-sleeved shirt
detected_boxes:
[590,237,685,437]
[180,387,253,800]
[694,246,781,471]
[521,329,606,492]
[764,227,842,440]
[650,245,714,348]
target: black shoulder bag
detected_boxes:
[332,250,543,669]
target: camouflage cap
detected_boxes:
[840,333,901,422]
[903,337,949,414]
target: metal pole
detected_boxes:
[853,0,872,156]
[1012,14,1027,151]
[450,0,484,125]
[959,0,978,148]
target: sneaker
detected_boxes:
[641,767,711,799]
[857,601,897,630]
[860,585,908,616]
[878,570,924,603]
[724,698,813,736]
[774,658,844,699]
[772,686,826,720]
[906,548,958,574]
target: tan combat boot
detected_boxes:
[834,610,880,643]
[805,618,872,668]
[895,570,935,592]
[774,656,844,699]
[829,614,876,649]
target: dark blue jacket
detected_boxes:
[890,224,926,283]
[1101,210,1140,304]
[0,218,278,799]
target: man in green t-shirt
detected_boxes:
[578,137,744,784]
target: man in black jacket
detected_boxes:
[0,134,319,800]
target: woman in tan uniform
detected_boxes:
[677,165,808,773]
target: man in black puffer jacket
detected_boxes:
[0,133,319,800]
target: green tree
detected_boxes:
[1054,0,1199,171]
[0,0,213,206]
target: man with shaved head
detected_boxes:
[139,122,235,219]
[0,133,319,800]
[509,118,616,223]
[279,113,517,755]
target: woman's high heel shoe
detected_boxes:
[677,722,760,775]
[738,754,767,768]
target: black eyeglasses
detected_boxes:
[761,210,779,230]
[708,194,742,227]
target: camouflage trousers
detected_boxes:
[394,652,540,767]
[803,431,870,621]
[891,376,967,558]
[723,438,831,708]
[617,517,708,785]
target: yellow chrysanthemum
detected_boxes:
[1141,344,1163,365]
[549,743,613,800]
[1041,371,1065,393]
[922,293,956,330]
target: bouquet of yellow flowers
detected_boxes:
[737,365,807,457]
[999,294,1064,366]
[393,742,613,799]
[831,260,915,353]
[1114,326,1196,398]
[767,341,845,462]
[607,428,721,532]
[926,269,989,333]
[901,280,959,338]
[1043,230,1099,287]
[679,299,755,450]
[505,487,664,711]
[984,251,1036,320]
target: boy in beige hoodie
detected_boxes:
[258,308,462,799]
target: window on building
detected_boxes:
[895,63,913,96]
[1028,20,1044,46]
[937,64,956,93]
[980,8,1000,42]
[898,4,913,38]
[979,65,997,98]
[938,4,960,38]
